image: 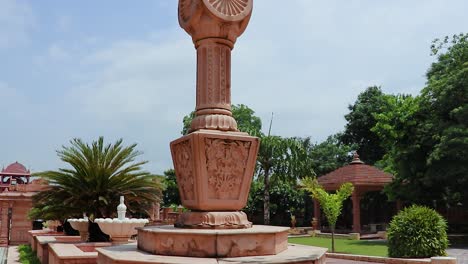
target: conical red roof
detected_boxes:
[317,153,393,190]
[1,162,30,175]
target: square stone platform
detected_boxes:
[137,225,289,258]
[97,243,327,264]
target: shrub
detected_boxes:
[18,244,41,264]
[387,205,448,258]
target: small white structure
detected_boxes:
[68,213,89,241]
[95,196,148,244]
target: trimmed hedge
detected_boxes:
[387,205,448,258]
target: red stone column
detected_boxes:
[352,192,361,233]
[190,38,237,132]
[0,202,10,246]
[313,199,321,230]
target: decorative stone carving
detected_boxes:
[171,130,259,211]
[204,0,251,19]
[172,139,195,201]
[205,138,250,199]
[177,0,253,132]
[137,225,289,258]
[178,0,252,44]
[175,211,251,229]
[171,0,259,230]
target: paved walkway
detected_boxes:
[326,258,380,263]
[448,248,468,264]
[0,247,8,264]
[6,246,19,264]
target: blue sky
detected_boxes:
[1,0,467,174]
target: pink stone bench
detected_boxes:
[48,242,111,264]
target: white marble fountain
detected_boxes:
[95,196,149,244]
[68,213,90,241]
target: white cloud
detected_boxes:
[48,43,71,60]
[3,0,468,174]
[0,0,34,48]
[56,15,71,32]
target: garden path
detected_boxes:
[447,248,468,264]
[326,258,380,264]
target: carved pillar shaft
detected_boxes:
[191,38,237,132]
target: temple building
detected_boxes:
[0,162,47,246]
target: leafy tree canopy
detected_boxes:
[374,34,468,205]
[302,177,354,252]
[341,86,390,164]
[30,137,163,221]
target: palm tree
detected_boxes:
[31,137,163,227]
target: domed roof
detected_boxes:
[1,162,30,175]
[317,152,393,190]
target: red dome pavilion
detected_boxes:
[0,161,31,188]
[315,152,394,233]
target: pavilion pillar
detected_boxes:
[0,201,10,246]
[396,200,403,212]
[352,191,361,233]
[313,199,321,230]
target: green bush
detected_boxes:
[387,205,448,258]
[18,244,41,264]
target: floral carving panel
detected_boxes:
[173,139,195,201]
[205,138,251,199]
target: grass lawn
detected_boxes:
[288,236,388,257]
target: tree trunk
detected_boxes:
[331,225,335,253]
[263,168,270,225]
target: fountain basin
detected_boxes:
[68,219,89,241]
[95,218,148,244]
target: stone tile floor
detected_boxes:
[447,248,468,264]
[1,245,467,264]
[326,258,380,263]
[0,247,8,264]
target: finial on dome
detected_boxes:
[350,151,364,164]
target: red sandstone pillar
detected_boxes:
[171,0,259,229]
[0,202,10,246]
[313,199,321,230]
[352,192,361,233]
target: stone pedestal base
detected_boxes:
[175,211,252,229]
[137,225,288,258]
[170,130,259,211]
[97,242,327,264]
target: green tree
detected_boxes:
[31,137,163,223]
[373,34,468,206]
[311,133,356,176]
[302,177,354,253]
[341,86,391,164]
[161,169,181,207]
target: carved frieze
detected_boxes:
[205,138,250,199]
[173,140,195,201]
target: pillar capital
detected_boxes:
[178,0,254,132]
[179,0,253,45]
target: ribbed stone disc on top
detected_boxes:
[203,0,252,21]
[207,0,248,16]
